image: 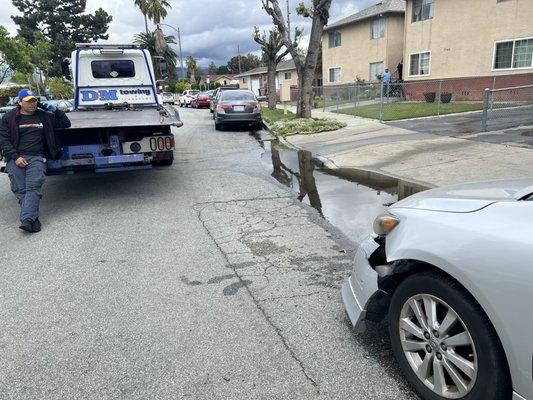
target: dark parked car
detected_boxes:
[213,90,262,131]
[210,86,239,114]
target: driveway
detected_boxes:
[388,105,533,149]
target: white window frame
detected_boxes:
[328,67,342,83]
[411,0,434,23]
[369,61,384,81]
[371,18,385,39]
[492,36,533,71]
[328,31,342,48]
[408,51,432,77]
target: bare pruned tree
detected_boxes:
[262,0,332,118]
[253,27,289,110]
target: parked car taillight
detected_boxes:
[217,104,232,111]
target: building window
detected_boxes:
[409,52,431,76]
[328,31,342,48]
[371,18,385,39]
[494,38,533,69]
[329,67,341,83]
[242,77,247,83]
[412,0,434,22]
[369,62,384,81]
[284,72,292,80]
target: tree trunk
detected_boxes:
[144,14,149,34]
[296,70,314,118]
[267,62,277,110]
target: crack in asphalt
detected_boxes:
[193,199,320,392]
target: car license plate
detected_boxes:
[234,105,245,112]
[122,136,174,154]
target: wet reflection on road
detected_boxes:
[262,140,398,241]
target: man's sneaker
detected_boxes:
[19,219,34,233]
[32,219,42,233]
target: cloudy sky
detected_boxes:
[1,0,376,68]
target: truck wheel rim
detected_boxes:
[399,294,478,399]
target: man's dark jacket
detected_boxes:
[0,106,71,162]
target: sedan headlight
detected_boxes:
[373,212,400,236]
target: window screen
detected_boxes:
[412,0,434,22]
[91,60,136,78]
[371,18,385,39]
[329,68,341,83]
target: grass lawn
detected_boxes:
[334,102,487,121]
[261,107,295,124]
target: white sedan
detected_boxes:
[178,90,200,107]
[343,179,533,400]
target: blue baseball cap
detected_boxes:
[17,88,37,102]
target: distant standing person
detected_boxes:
[0,89,71,233]
[382,68,392,96]
[397,60,403,81]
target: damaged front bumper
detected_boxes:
[342,235,387,332]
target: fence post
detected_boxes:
[323,89,326,112]
[336,86,340,111]
[379,80,384,122]
[481,88,491,132]
[437,80,442,116]
[354,84,359,116]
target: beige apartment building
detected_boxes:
[404,0,533,84]
[322,0,406,85]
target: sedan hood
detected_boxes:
[391,178,533,213]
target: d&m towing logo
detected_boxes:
[80,88,152,102]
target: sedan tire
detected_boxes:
[388,271,511,400]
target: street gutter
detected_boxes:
[262,120,434,200]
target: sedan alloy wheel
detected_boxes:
[399,294,477,399]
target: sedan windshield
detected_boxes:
[220,91,256,101]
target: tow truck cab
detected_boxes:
[47,43,182,174]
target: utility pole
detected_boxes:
[237,44,242,74]
[287,0,291,41]
[159,23,185,80]
[178,27,185,80]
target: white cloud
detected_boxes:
[2,0,378,67]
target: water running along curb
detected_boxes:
[261,120,434,200]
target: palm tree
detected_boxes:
[134,0,150,34]
[145,0,172,25]
[133,31,178,79]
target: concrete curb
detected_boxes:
[261,120,434,199]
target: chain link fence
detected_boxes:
[481,85,533,132]
[289,77,533,131]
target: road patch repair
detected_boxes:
[193,195,416,398]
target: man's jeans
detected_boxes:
[6,156,46,222]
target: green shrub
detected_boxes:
[174,80,191,93]
[270,118,346,136]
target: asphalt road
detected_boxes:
[0,107,417,399]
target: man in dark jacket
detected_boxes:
[0,88,71,233]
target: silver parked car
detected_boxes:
[343,179,533,400]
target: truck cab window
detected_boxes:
[91,60,135,78]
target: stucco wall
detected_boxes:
[404,0,533,80]
[322,14,405,84]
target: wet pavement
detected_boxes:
[257,139,397,242]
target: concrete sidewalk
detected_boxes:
[277,105,533,188]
